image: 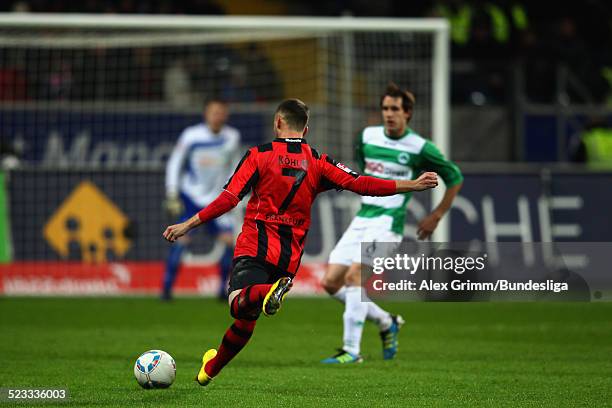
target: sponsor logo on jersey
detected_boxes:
[365,162,410,178]
[197,157,223,166]
[265,214,306,226]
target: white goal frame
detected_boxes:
[0,13,451,242]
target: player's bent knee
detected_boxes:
[228,289,261,321]
[230,307,255,320]
[230,306,260,321]
[322,264,349,295]
[228,289,241,306]
[320,277,342,295]
[345,266,362,286]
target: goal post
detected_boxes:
[0,13,450,156]
[0,14,451,284]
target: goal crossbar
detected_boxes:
[0,13,447,32]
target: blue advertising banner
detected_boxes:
[1,108,266,166]
[449,172,612,242]
[6,169,612,263]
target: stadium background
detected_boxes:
[1,0,611,296]
[0,2,611,407]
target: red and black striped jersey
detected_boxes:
[223,137,361,274]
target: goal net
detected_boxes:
[0,14,449,294]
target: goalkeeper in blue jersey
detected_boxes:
[162,99,241,301]
[321,83,463,363]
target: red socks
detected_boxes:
[204,283,273,378]
[204,318,256,378]
[230,283,273,319]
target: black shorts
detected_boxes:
[228,256,294,293]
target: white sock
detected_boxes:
[333,285,392,331]
[342,286,368,355]
[363,288,393,332]
[332,286,347,302]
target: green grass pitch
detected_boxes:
[1,298,611,407]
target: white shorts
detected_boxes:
[328,216,403,266]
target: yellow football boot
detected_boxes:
[195,349,217,386]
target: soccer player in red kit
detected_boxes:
[163,99,438,386]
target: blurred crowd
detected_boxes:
[1,0,612,106]
[0,43,283,105]
[2,0,225,15]
[426,1,612,105]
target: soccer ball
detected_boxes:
[133,350,176,389]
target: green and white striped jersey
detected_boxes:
[355,125,463,234]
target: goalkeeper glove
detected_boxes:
[164,193,184,217]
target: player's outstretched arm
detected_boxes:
[164,146,258,243]
[344,171,438,196]
[319,154,438,196]
[163,214,202,243]
[396,171,438,192]
[163,190,239,243]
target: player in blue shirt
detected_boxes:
[162,99,241,300]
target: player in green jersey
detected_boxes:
[321,83,463,364]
